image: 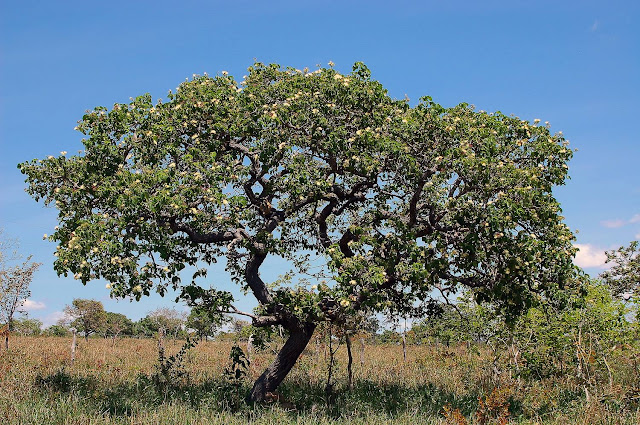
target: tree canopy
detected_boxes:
[19,62,577,400]
[601,241,640,301]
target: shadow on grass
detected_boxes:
[33,369,583,420]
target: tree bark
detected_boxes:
[248,321,315,402]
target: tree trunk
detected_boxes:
[248,322,315,402]
[346,333,354,390]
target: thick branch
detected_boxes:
[245,251,273,305]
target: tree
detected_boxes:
[13,318,42,336]
[601,241,640,301]
[0,230,41,350]
[64,299,106,341]
[44,324,70,337]
[19,62,577,401]
[103,311,133,342]
[187,307,223,341]
[146,307,185,339]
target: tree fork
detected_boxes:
[248,321,316,402]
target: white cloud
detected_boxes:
[630,214,640,224]
[590,20,599,32]
[601,219,625,228]
[636,232,640,240]
[573,244,608,269]
[41,311,68,328]
[21,299,46,311]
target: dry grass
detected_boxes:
[1,336,638,424]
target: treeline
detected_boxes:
[14,299,226,341]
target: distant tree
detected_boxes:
[13,318,42,336]
[333,311,379,388]
[64,299,106,341]
[133,316,156,338]
[146,307,186,339]
[0,230,41,350]
[44,324,70,337]
[375,329,402,345]
[186,307,223,341]
[601,241,640,301]
[103,311,133,342]
[231,319,250,336]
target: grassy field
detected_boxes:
[1,335,638,424]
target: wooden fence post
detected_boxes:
[71,328,77,366]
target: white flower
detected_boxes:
[60,151,67,155]
[221,70,228,76]
[42,234,48,239]
[105,283,111,289]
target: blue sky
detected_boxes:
[1,0,638,327]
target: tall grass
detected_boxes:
[0,336,638,424]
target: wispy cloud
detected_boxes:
[590,20,599,32]
[21,299,46,311]
[41,311,68,328]
[601,219,626,228]
[573,243,608,269]
[600,213,640,229]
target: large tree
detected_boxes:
[19,62,576,400]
